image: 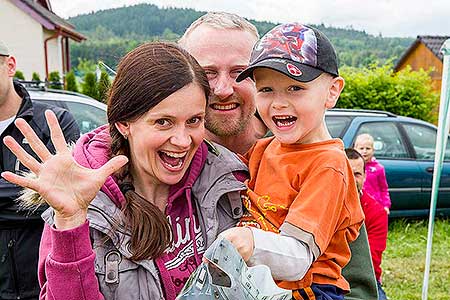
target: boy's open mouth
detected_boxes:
[272,115,297,127]
[158,150,187,170]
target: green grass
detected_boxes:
[382,218,450,300]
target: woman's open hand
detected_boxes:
[1,110,128,229]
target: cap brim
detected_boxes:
[236,58,324,83]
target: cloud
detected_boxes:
[52,0,450,38]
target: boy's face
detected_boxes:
[355,138,375,162]
[253,68,343,144]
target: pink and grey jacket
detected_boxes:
[364,157,391,209]
[37,125,248,300]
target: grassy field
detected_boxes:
[382,218,450,300]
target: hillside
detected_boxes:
[68,3,413,69]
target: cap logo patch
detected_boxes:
[287,63,302,76]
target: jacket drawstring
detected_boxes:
[185,187,201,266]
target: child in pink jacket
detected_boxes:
[355,133,391,213]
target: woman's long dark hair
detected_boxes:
[107,42,210,260]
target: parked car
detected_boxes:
[25,86,107,134]
[326,109,450,218]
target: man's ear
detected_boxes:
[325,76,345,109]
[7,56,17,78]
[115,121,130,137]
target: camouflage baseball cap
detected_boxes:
[0,40,10,56]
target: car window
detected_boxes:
[402,123,450,160]
[354,122,409,159]
[325,116,352,138]
[63,102,107,134]
[35,99,107,134]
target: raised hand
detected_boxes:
[1,110,128,229]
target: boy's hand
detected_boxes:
[219,227,254,261]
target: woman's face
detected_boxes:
[118,83,206,186]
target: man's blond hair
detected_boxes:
[179,11,259,47]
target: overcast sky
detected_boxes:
[51,0,450,38]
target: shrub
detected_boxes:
[65,70,78,92]
[48,71,62,89]
[32,72,41,82]
[82,72,98,100]
[338,64,439,123]
[97,71,111,103]
[14,70,25,80]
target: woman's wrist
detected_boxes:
[54,210,88,230]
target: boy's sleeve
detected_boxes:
[247,227,313,281]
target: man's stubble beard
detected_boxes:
[205,95,255,137]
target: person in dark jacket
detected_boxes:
[0,40,79,300]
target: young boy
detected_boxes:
[354,133,391,213]
[220,23,365,300]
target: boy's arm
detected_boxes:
[221,227,313,281]
[248,228,313,281]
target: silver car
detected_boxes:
[27,87,107,134]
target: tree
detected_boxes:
[65,70,78,92]
[97,71,111,103]
[82,72,98,100]
[338,64,439,123]
[48,71,62,89]
[32,72,41,82]
[14,70,25,80]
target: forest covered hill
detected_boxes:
[68,3,414,69]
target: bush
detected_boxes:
[338,64,439,123]
[82,72,98,99]
[97,71,111,103]
[48,71,62,89]
[32,72,41,82]
[14,70,25,80]
[65,71,78,92]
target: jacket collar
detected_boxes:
[13,81,33,120]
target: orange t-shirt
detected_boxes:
[238,137,364,291]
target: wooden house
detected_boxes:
[395,36,450,91]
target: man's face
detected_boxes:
[0,56,16,105]
[348,157,366,194]
[183,25,258,137]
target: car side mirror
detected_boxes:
[374,141,383,150]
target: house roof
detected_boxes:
[419,36,450,60]
[395,35,450,71]
[10,0,86,42]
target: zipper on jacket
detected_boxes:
[7,239,21,299]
